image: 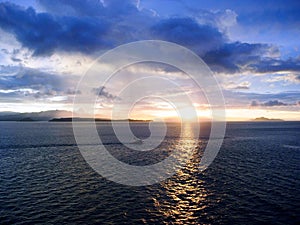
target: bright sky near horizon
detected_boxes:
[0,0,299,121]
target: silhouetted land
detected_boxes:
[49,117,152,122]
[252,117,284,121]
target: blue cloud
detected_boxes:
[151,17,225,55]
[251,100,289,107]
[0,2,110,55]
[0,67,77,98]
[224,89,300,107]
[203,42,274,73]
[203,42,300,74]
[263,100,288,107]
[249,58,300,73]
[0,0,299,76]
[0,67,61,89]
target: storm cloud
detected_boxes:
[151,17,225,55]
[0,2,110,55]
[0,0,300,76]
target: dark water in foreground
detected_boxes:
[0,122,299,224]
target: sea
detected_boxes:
[0,121,299,224]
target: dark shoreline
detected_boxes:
[49,117,153,122]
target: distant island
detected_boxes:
[252,117,284,121]
[0,110,72,121]
[49,117,152,122]
[0,110,153,122]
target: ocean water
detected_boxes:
[0,121,299,224]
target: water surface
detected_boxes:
[0,121,299,224]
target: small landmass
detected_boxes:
[0,110,72,121]
[252,117,284,121]
[49,117,152,122]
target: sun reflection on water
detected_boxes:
[149,123,211,224]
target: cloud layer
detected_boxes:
[0,0,299,75]
[0,66,77,100]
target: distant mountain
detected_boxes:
[0,111,152,122]
[252,117,284,121]
[0,110,72,121]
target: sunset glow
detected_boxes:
[0,0,299,121]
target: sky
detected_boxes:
[0,0,299,121]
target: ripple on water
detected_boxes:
[0,122,299,224]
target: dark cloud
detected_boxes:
[92,86,118,100]
[1,49,9,54]
[0,67,61,89]
[0,1,154,56]
[233,85,250,90]
[250,99,295,107]
[250,100,259,107]
[0,2,110,55]
[237,91,300,102]
[203,42,274,73]
[262,100,288,107]
[224,90,300,107]
[10,57,22,62]
[0,1,226,57]
[151,17,225,55]
[249,58,300,73]
[203,42,300,74]
[0,0,299,76]
[66,89,81,95]
[0,67,77,98]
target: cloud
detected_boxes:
[250,100,259,107]
[151,17,225,55]
[226,81,251,90]
[223,90,300,108]
[187,8,237,32]
[0,0,299,77]
[202,41,300,74]
[0,2,110,55]
[203,42,277,73]
[11,57,22,62]
[0,68,61,89]
[91,86,118,100]
[0,66,78,99]
[262,100,288,107]
[0,1,156,56]
[264,73,300,84]
[251,100,294,107]
[250,58,300,74]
